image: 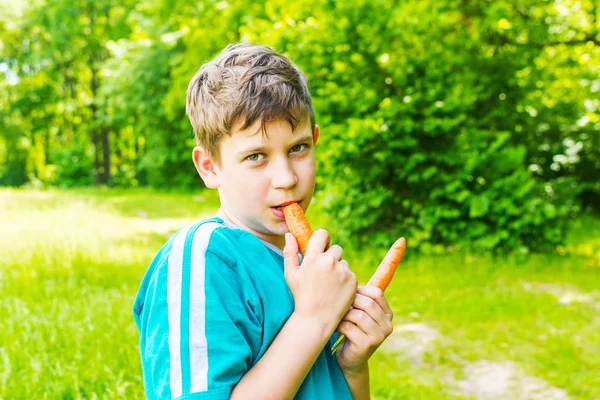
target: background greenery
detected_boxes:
[1,189,599,399]
[1,0,599,398]
[1,0,599,252]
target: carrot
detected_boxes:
[331,237,406,354]
[283,203,313,257]
[366,237,406,291]
[282,203,407,354]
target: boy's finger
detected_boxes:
[341,309,379,337]
[283,233,300,273]
[336,320,367,345]
[357,286,393,316]
[352,293,390,326]
[305,229,331,256]
[324,244,343,262]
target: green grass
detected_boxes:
[1,188,599,399]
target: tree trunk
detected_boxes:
[90,66,102,186]
[30,129,38,179]
[114,128,122,177]
[133,115,139,157]
[89,5,102,186]
[102,127,110,184]
[44,128,51,164]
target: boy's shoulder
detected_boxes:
[156,216,248,263]
[134,216,267,316]
[149,216,281,274]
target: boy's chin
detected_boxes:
[261,219,289,236]
[268,222,290,236]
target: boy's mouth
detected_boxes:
[272,200,301,210]
[270,201,300,220]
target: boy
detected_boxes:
[133,43,394,400]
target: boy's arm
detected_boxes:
[230,312,334,400]
[231,231,358,399]
[336,286,395,400]
[231,316,371,400]
[342,365,370,400]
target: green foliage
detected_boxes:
[0,153,28,186]
[51,146,95,188]
[239,0,588,253]
[1,0,598,252]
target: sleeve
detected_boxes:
[137,223,262,400]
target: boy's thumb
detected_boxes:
[283,233,300,277]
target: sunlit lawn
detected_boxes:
[1,188,599,399]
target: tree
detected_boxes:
[1,0,597,251]
[1,0,134,186]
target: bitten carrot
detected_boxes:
[283,203,313,257]
[331,237,406,354]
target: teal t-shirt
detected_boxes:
[133,217,352,399]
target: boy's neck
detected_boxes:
[216,208,286,252]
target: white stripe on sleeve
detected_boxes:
[189,222,220,392]
[167,227,189,399]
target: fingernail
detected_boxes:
[285,233,291,244]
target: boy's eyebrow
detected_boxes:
[238,135,314,155]
[238,145,266,155]
[292,135,314,145]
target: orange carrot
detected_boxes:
[282,203,407,354]
[283,203,313,257]
[331,237,406,354]
[366,237,406,291]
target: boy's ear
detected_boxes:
[192,146,220,189]
[313,124,320,146]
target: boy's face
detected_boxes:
[194,117,318,249]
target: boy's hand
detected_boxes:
[283,230,358,334]
[334,286,393,374]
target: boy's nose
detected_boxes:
[271,162,298,189]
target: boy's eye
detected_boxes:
[246,153,265,162]
[290,144,308,153]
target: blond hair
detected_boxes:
[186,43,315,164]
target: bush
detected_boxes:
[319,123,574,253]
[51,147,95,188]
